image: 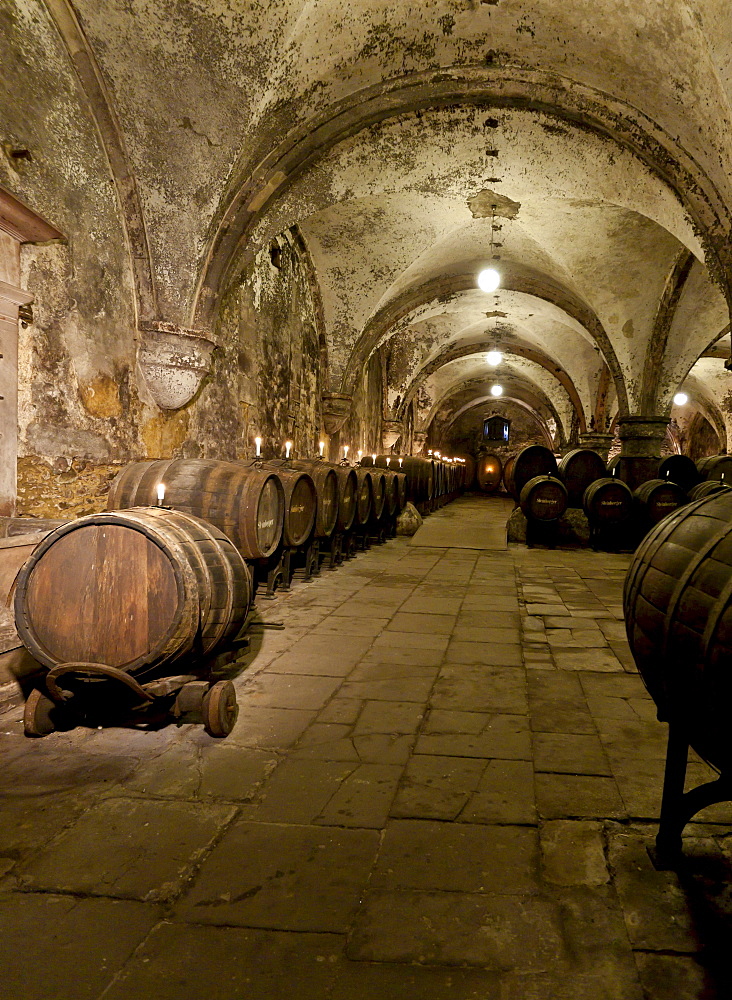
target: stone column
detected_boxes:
[0,280,32,516]
[616,416,669,490]
[578,432,614,463]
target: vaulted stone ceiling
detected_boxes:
[11,0,732,451]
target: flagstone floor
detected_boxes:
[0,495,730,999]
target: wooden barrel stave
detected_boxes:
[477,454,503,493]
[288,459,339,538]
[506,446,557,499]
[354,468,373,524]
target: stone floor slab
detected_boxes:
[178,822,379,931]
[391,754,487,819]
[17,797,234,901]
[461,759,537,824]
[348,890,564,970]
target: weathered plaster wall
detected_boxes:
[332,353,383,461]
[445,401,551,460]
[211,234,326,462]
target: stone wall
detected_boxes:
[441,402,552,461]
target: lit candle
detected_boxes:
[319,441,324,457]
[255,436,262,457]
[357,449,363,462]
[343,445,349,459]
[285,440,292,459]
[157,483,165,505]
[372,454,376,464]
[428,449,432,456]
[399,458,403,468]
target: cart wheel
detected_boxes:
[24,688,57,738]
[202,680,238,737]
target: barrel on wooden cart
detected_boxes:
[505,446,558,500]
[624,489,732,771]
[264,460,328,541]
[558,449,607,507]
[633,479,687,526]
[582,477,634,526]
[15,507,252,737]
[395,457,433,508]
[108,459,284,560]
[657,455,700,492]
[477,454,503,493]
[519,476,568,521]
[697,454,732,483]
[382,470,399,516]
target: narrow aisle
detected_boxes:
[1,500,730,999]
[409,492,515,549]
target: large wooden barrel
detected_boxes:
[14,507,252,677]
[558,448,607,507]
[624,489,732,770]
[505,446,557,499]
[367,468,386,519]
[657,455,700,492]
[383,470,399,516]
[688,480,731,502]
[519,476,568,521]
[634,479,687,525]
[502,455,515,493]
[582,477,634,525]
[477,454,503,493]
[395,472,407,510]
[246,462,316,548]
[272,459,337,540]
[107,459,284,560]
[697,454,732,483]
[396,457,434,506]
[354,468,373,525]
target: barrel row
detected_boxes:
[107,458,409,560]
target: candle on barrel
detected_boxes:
[319,441,325,457]
[285,440,292,459]
[157,483,165,506]
[343,445,349,459]
[399,458,403,468]
[386,457,391,467]
[372,454,376,464]
[255,436,262,457]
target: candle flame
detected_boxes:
[255,436,262,457]
[285,440,292,458]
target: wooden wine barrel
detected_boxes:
[271,460,337,540]
[582,477,634,525]
[14,507,252,677]
[367,468,386,519]
[624,489,732,770]
[354,468,373,525]
[395,472,407,510]
[107,459,284,560]
[697,454,732,483]
[477,454,503,493]
[519,476,568,521]
[634,479,687,525]
[688,480,731,502]
[505,446,557,499]
[502,455,515,493]
[558,448,607,507]
[383,470,399,516]
[247,462,316,548]
[396,457,433,506]
[657,455,700,492]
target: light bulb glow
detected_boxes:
[478,268,500,293]
[490,384,504,397]
[486,350,503,366]
[674,392,688,406]
[255,436,262,457]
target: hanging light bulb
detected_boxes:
[478,268,500,293]
[490,384,503,397]
[674,392,688,406]
[486,350,503,366]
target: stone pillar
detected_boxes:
[616,416,669,490]
[578,432,614,463]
